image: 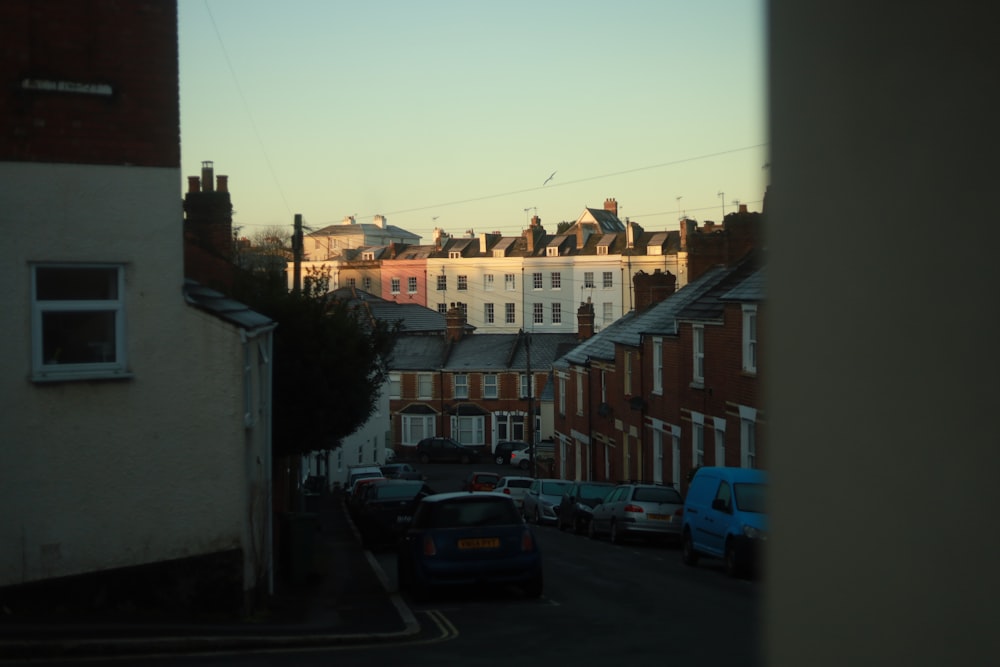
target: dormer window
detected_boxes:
[449,251,461,259]
[546,247,559,257]
[597,246,608,255]
[362,251,375,261]
[493,250,505,258]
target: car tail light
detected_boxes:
[674,508,684,518]
[422,535,437,556]
[521,529,535,552]
[624,504,644,513]
[503,488,511,495]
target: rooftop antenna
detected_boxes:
[717,191,726,217]
[676,195,683,221]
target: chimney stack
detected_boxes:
[446,303,466,343]
[633,269,677,311]
[604,197,618,217]
[577,298,596,340]
[201,161,214,192]
[216,174,228,192]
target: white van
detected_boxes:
[345,465,384,498]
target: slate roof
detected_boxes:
[443,332,579,372]
[309,222,420,242]
[677,256,761,323]
[183,281,275,333]
[583,207,626,232]
[390,336,448,371]
[552,265,733,368]
[720,266,765,302]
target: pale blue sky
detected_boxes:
[179,0,766,242]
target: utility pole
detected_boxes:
[292,213,303,295]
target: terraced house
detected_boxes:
[552,209,764,493]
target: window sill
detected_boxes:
[689,381,705,390]
[32,369,134,384]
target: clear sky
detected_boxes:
[178,0,767,243]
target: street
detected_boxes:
[60,463,761,667]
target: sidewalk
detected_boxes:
[0,496,419,661]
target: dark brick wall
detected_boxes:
[0,0,180,167]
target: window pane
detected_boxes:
[36,267,118,301]
[42,310,117,363]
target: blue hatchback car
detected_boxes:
[681,466,767,578]
[396,492,543,600]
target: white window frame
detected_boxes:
[457,275,468,291]
[520,373,530,398]
[402,414,435,445]
[742,304,758,374]
[485,302,494,324]
[504,273,516,291]
[558,376,566,415]
[388,373,401,399]
[551,302,562,324]
[454,374,469,399]
[532,272,543,289]
[533,303,544,324]
[505,302,516,324]
[603,271,613,288]
[390,278,400,294]
[483,373,498,399]
[484,274,494,290]
[550,272,561,289]
[452,415,485,445]
[31,263,128,381]
[437,303,448,314]
[652,337,663,394]
[624,351,632,395]
[740,406,758,468]
[584,272,595,288]
[692,416,705,467]
[693,325,705,385]
[407,276,418,294]
[576,369,585,416]
[436,275,447,291]
[362,276,372,291]
[603,302,613,324]
[652,429,664,484]
[417,373,433,399]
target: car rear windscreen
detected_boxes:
[421,498,521,528]
[633,487,683,504]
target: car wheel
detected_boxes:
[574,517,585,535]
[419,453,430,465]
[725,539,741,578]
[495,454,505,465]
[534,508,542,525]
[681,530,699,566]
[523,572,543,598]
[609,519,622,545]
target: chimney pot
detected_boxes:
[187,176,200,193]
[216,175,228,192]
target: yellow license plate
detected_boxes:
[457,537,500,549]
[648,514,669,521]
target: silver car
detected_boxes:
[493,475,534,511]
[588,483,684,544]
[522,478,573,525]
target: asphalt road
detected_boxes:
[63,463,760,667]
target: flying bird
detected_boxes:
[543,171,556,186]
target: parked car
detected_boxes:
[348,477,389,517]
[381,463,423,480]
[346,465,384,498]
[493,475,534,511]
[415,437,482,464]
[589,483,685,545]
[397,492,543,600]
[522,478,573,525]
[509,447,533,471]
[681,466,767,578]
[493,440,529,465]
[354,479,437,548]
[462,471,500,492]
[556,481,616,534]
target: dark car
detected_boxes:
[397,492,543,601]
[557,481,616,534]
[355,479,437,548]
[492,440,529,465]
[415,437,481,464]
[380,463,423,480]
